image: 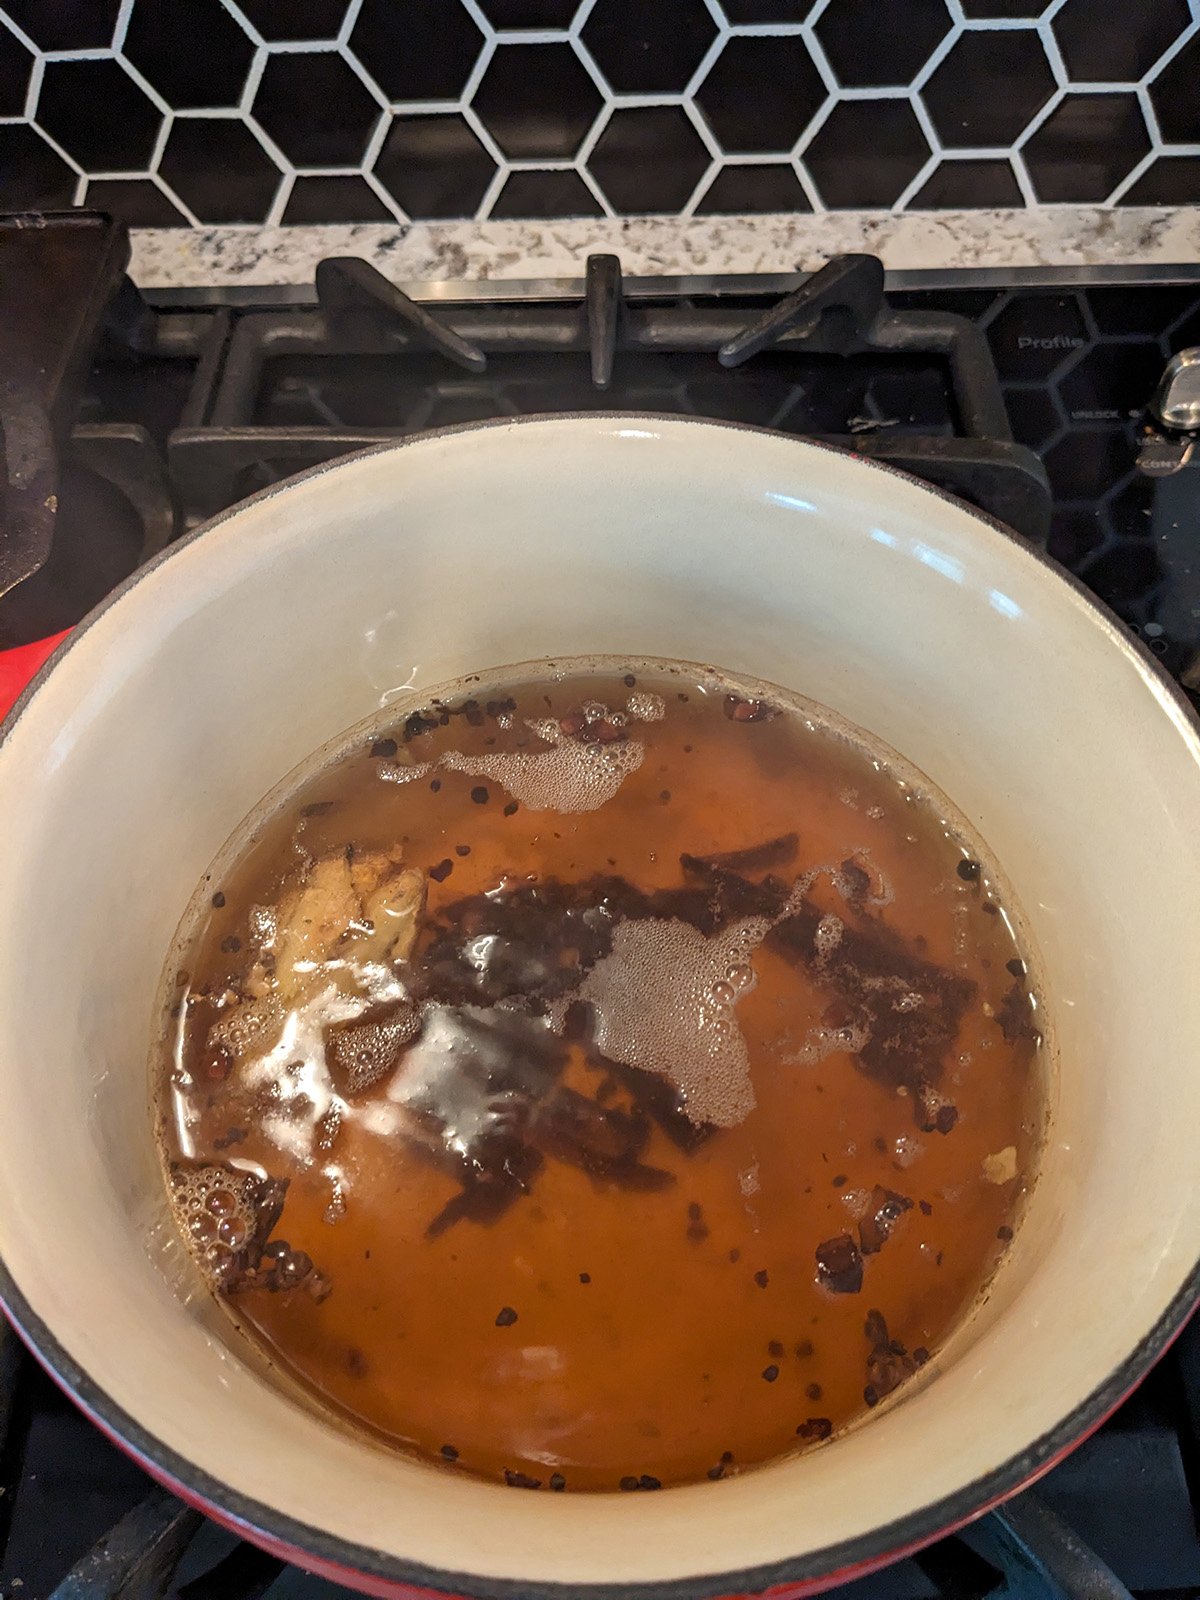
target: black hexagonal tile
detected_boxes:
[1057,341,1163,420]
[1,0,119,48]
[923,30,1055,149]
[581,0,716,93]
[84,177,188,226]
[36,59,162,171]
[472,42,601,160]
[1123,156,1200,205]
[588,105,711,213]
[1023,93,1150,203]
[804,100,929,208]
[282,175,395,223]
[124,0,254,109]
[1053,0,1188,83]
[1002,388,1062,451]
[374,113,497,218]
[490,169,603,217]
[910,159,1023,208]
[350,0,484,102]
[1149,34,1200,145]
[815,0,951,88]
[159,117,283,223]
[475,0,580,23]
[958,0,1050,12]
[0,123,76,209]
[986,293,1088,379]
[695,35,824,153]
[235,0,348,37]
[719,0,812,16]
[253,52,380,167]
[0,25,31,117]
[696,162,811,213]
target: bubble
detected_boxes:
[626,692,665,722]
[814,913,843,961]
[441,722,645,814]
[726,963,754,991]
[574,915,770,1127]
[169,1165,269,1289]
[710,980,735,1005]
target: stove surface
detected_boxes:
[1,240,1199,1600]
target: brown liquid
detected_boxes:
[157,659,1046,1493]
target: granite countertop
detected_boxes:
[127,206,1200,288]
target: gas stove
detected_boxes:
[2,212,1200,1600]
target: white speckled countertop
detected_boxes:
[129,207,1200,287]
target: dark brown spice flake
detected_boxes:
[369,738,397,758]
[429,859,454,883]
[761,1364,780,1383]
[623,674,636,687]
[579,1272,591,1284]
[728,1248,741,1263]
[796,1418,832,1441]
[550,1473,566,1491]
[918,1200,932,1216]
[210,891,226,908]
[956,858,980,881]
[505,1470,542,1489]
[495,1306,518,1327]
[660,790,671,803]
[795,1339,814,1359]
[441,1444,459,1461]
[832,1174,847,1187]
[504,800,519,817]
[220,935,242,954]
[455,844,471,857]
[816,1234,863,1294]
[619,1476,639,1492]
[753,1268,769,1288]
[982,900,999,915]
[471,786,489,805]
[1006,958,1026,979]
[430,778,441,792]
[805,1381,823,1401]
[864,1384,879,1407]
[640,1475,662,1490]
[997,1224,1013,1241]
[913,1347,930,1366]
[935,1104,958,1134]
[768,1340,784,1358]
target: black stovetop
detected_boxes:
[1,216,1199,1600]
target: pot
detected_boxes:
[0,415,1197,1599]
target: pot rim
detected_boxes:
[2,412,1198,1600]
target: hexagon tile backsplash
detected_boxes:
[0,0,1197,230]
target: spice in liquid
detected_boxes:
[158,660,1046,1492]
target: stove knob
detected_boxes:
[1151,347,1200,432]
[1138,348,1200,475]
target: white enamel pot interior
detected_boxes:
[0,416,1198,1600]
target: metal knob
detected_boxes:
[1150,347,1200,432]
[1138,347,1200,476]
